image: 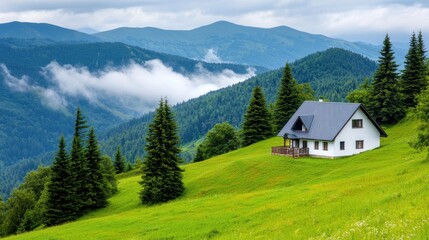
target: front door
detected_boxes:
[303,140,308,148]
[293,140,300,148]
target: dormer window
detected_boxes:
[291,115,314,132]
[352,119,363,128]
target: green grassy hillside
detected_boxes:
[8,117,429,239]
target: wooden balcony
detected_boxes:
[272,146,309,158]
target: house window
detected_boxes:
[323,142,328,151]
[356,140,364,149]
[352,119,363,128]
[340,141,345,150]
[315,141,319,150]
[303,140,308,148]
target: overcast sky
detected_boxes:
[0,1,428,44]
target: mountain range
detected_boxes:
[95,20,385,69]
[0,21,408,69]
[0,20,384,198]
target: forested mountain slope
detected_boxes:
[101,48,377,161]
[0,21,100,42]
[95,21,383,69]
[0,40,260,198]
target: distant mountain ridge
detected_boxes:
[0,21,100,42]
[94,20,384,69]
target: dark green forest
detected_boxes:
[0,40,263,198]
[101,48,377,162]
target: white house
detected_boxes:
[273,101,387,158]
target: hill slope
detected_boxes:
[8,117,429,239]
[0,21,100,42]
[101,48,377,161]
[0,40,260,198]
[95,20,382,69]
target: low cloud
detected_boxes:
[2,60,255,114]
[203,48,223,63]
[0,64,67,110]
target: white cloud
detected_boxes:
[0,1,428,43]
[203,49,223,63]
[0,64,67,110]
[41,60,255,113]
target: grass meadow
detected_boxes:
[8,117,429,239]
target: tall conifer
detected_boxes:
[417,31,428,89]
[401,32,427,108]
[114,147,125,174]
[69,108,89,212]
[85,128,108,210]
[242,86,272,146]
[273,64,301,133]
[368,34,405,124]
[140,99,184,205]
[45,136,77,226]
[401,32,421,108]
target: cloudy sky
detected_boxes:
[0,0,428,44]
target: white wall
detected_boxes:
[333,108,381,157]
[295,109,381,158]
[305,140,335,158]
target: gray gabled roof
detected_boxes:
[277,101,387,141]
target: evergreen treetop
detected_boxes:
[368,34,405,124]
[401,32,427,108]
[45,136,78,226]
[140,99,184,205]
[242,86,273,146]
[273,63,302,133]
[114,146,126,174]
[84,128,108,210]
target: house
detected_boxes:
[272,101,387,158]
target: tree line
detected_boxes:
[348,32,427,124]
[0,109,118,236]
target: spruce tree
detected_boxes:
[114,147,125,174]
[368,34,405,124]
[69,108,90,213]
[45,136,78,226]
[140,99,184,205]
[84,128,108,210]
[100,155,118,196]
[273,63,301,133]
[411,85,429,161]
[401,32,427,108]
[417,31,428,89]
[242,86,273,146]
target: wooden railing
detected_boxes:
[272,146,309,157]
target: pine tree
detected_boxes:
[417,31,428,89]
[114,147,125,174]
[140,99,184,205]
[84,128,108,210]
[411,85,429,161]
[401,32,426,108]
[242,86,273,146]
[273,64,302,133]
[100,155,117,196]
[368,34,405,124]
[69,108,90,213]
[45,136,78,226]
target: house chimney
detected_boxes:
[319,99,324,102]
